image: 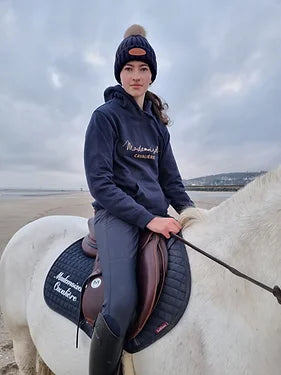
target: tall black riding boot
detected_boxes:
[89,313,124,375]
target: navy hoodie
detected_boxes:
[84,85,194,229]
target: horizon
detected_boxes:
[0,169,271,190]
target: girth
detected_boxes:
[79,217,168,339]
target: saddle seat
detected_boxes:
[81,218,168,339]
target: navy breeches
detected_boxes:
[94,209,139,337]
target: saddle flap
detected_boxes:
[153,236,168,308]
[82,255,104,325]
[81,218,98,258]
[82,234,98,258]
[127,231,168,339]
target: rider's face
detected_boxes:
[120,61,152,103]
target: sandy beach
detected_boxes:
[0,191,227,374]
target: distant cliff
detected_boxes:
[183,171,266,191]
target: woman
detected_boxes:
[84,24,195,375]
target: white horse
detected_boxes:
[0,167,281,375]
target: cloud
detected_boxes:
[84,50,107,66]
[210,70,261,96]
[49,69,63,89]
[0,0,280,188]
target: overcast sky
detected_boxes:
[1,0,280,189]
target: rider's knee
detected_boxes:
[108,289,137,335]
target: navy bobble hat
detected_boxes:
[114,24,157,84]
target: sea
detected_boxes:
[0,189,80,198]
[0,188,234,204]
[188,190,234,200]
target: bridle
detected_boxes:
[171,233,281,305]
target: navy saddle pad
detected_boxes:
[44,236,191,353]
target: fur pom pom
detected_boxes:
[124,24,147,39]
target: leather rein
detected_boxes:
[171,233,281,305]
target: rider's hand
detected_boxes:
[146,217,182,239]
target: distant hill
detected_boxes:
[183,171,266,187]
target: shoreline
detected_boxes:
[186,185,242,192]
[0,189,84,199]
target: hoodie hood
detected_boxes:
[104,85,123,102]
[104,85,153,114]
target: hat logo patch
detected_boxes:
[128,47,146,56]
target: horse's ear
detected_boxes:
[179,207,208,229]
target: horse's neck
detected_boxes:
[185,169,281,289]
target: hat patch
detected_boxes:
[128,47,146,56]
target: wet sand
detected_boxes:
[0,191,227,374]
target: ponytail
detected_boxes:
[145,90,170,126]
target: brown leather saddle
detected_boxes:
[80,218,168,339]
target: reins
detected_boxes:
[171,233,281,305]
